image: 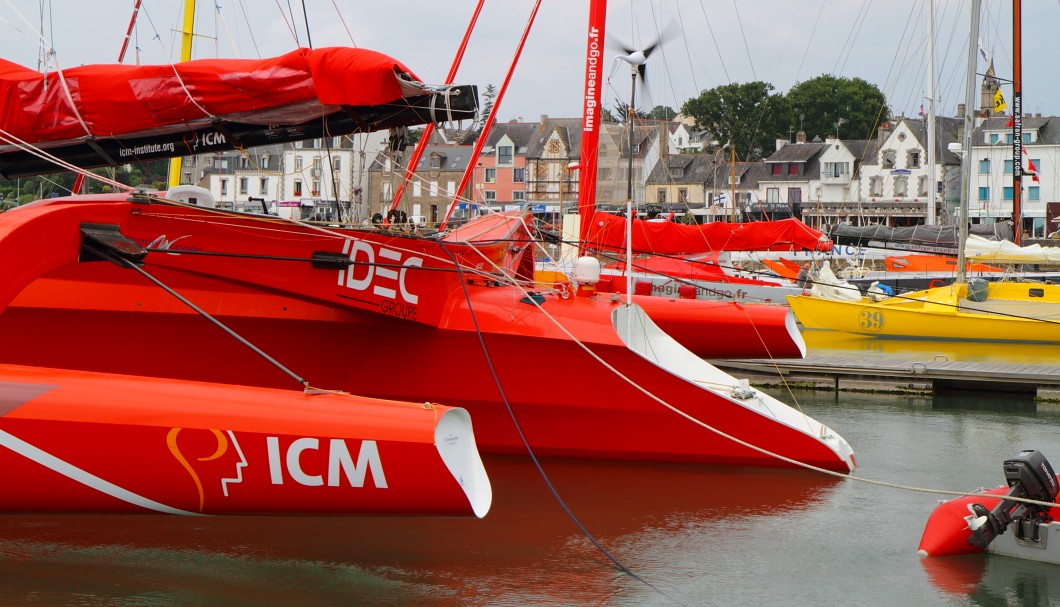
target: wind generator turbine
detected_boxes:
[608,25,672,306]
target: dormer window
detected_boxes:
[673,167,684,178]
[497,145,513,166]
[430,155,442,169]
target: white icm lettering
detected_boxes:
[287,437,323,486]
[373,248,401,299]
[328,439,388,488]
[399,257,423,305]
[267,436,284,484]
[343,240,375,290]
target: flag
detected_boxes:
[1023,147,1041,183]
[1006,116,1014,127]
[993,88,1007,113]
[918,104,925,117]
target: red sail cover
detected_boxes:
[583,211,833,254]
[0,47,420,144]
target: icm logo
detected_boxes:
[338,239,423,305]
[266,437,388,489]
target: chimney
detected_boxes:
[796,131,807,144]
[877,122,892,144]
[956,103,966,118]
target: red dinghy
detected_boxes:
[0,364,490,516]
[0,191,854,471]
[918,450,1059,561]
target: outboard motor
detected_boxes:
[966,450,1059,549]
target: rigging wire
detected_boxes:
[436,240,684,605]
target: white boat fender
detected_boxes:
[867,281,893,302]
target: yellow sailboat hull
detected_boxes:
[787,281,1060,343]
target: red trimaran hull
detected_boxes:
[0,363,490,516]
[0,195,853,470]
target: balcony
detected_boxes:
[820,172,851,185]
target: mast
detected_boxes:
[167,0,196,189]
[956,0,981,284]
[1011,0,1023,245]
[576,0,606,247]
[925,0,937,225]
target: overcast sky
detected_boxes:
[0,1,1054,140]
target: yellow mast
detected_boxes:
[167,0,196,188]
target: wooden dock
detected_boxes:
[710,354,1060,401]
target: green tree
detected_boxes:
[647,105,677,121]
[612,101,649,124]
[786,75,889,142]
[680,81,790,160]
[478,84,497,127]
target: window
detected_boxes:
[295,157,303,171]
[261,153,270,169]
[260,177,268,194]
[766,187,780,203]
[979,159,990,174]
[220,179,229,196]
[1004,159,1013,174]
[313,139,321,148]
[513,168,525,183]
[823,162,849,178]
[673,167,684,178]
[484,190,497,202]
[788,163,799,176]
[512,191,525,202]
[771,164,782,176]
[312,180,320,195]
[894,176,908,197]
[989,133,999,145]
[333,157,341,172]
[1029,186,1040,201]
[295,140,303,149]
[239,177,248,195]
[1003,186,1013,201]
[787,188,802,203]
[881,150,896,168]
[678,188,688,203]
[294,180,303,196]
[657,189,667,203]
[869,176,883,197]
[485,168,496,183]
[446,181,455,197]
[1005,134,1013,144]
[240,156,249,169]
[908,150,921,168]
[1023,133,1032,144]
[978,186,989,201]
[413,182,422,197]
[429,181,438,197]
[497,145,513,166]
[334,136,342,147]
[430,155,442,169]
[917,176,928,197]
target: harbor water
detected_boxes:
[1,334,1059,606]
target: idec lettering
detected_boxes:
[338,239,423,305]
[266,437,388,489]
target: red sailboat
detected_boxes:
[0,29,854,470]
[0,363,490,516]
